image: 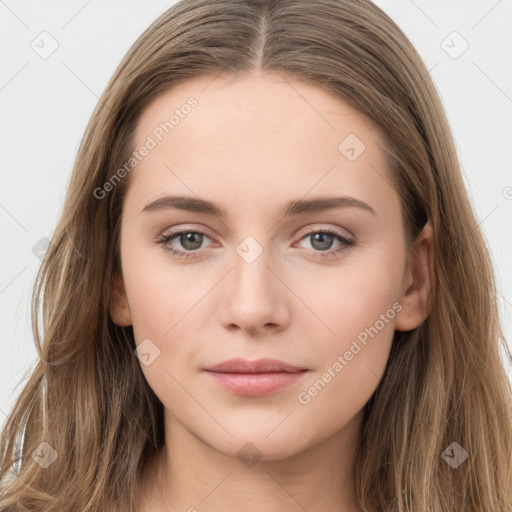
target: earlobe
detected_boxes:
[109,273,132,326]
[395,222,434,332]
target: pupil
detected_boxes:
[181,232,202,250]
[312,233,333,251]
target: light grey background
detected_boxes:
[1,0,511,426]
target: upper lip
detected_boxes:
[204,358,307,374]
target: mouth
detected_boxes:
[203,357,309,396]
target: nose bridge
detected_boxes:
[217,232,289,332]
[232,233,276,300]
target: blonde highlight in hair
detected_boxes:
[1,1,511,510]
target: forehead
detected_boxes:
[134,71,380,146]
[126,72,397,221]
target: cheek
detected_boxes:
[120,232,199,338]
[288,247,403,411]
[292,269,399,436]
[119,235,207,394]
[291,245,404,344]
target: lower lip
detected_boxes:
[204,370,308,396]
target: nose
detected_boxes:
[217,248,290,336]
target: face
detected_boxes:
[110,71,430,460]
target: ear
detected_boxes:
[109,272,132,326]
[395,221,434,332]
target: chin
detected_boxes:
[198,424,314,463]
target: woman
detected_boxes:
[1,0,511,510]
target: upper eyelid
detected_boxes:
[297,225,353,239]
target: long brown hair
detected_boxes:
[1,0,511,510]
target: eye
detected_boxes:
[155,226,354,259]
[294,227,354,259]
[156,227,214,259]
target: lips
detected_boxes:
[203,358,309,396]
[204,357,307,374]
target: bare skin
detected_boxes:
[110,70,433,512]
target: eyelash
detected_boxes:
[155,226,354,260]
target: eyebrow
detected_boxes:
[140,194,376,217]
